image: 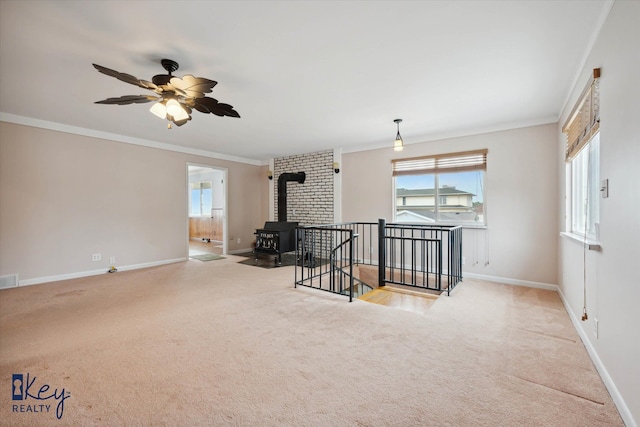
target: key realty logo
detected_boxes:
[11,373,71,420]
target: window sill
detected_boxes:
[460,224,487,230]
[394,222,487,230]
[436,224,487,230]
[560,231,601,250]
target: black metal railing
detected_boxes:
[295,220,462,301]
[379,219,462,296]
[295,223,376,302]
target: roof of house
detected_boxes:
[395,210,435,223]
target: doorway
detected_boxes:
[187,164,227,257]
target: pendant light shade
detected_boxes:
[166,99,189,121]
[149,101,167,119]
[393,119,404,151]
[150,99,189,122]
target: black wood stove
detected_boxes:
[254,221,299,264]
[254,172,306,265]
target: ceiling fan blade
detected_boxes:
[93,64,157,91]
[169,75,217,99]
[193,97,240,118]
[94,95,159,105]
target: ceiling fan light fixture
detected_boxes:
[393,119,404,151]
[93,59,240,128]
[149,101,167,119]
[166,99,186,118]
[172,109,190,122]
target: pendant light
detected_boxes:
[393,119,404,151]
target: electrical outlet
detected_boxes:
[236,237,241,244]
[594,318,599,338]
[92,253,101,262]
[110,256,116,265]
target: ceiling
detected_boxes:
[0,1,611,164]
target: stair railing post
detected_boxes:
[349,229,354,303]
[378,218,386,287]
[294,226,299,288]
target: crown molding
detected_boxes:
[340,115,558,155]
[0,113,263,166]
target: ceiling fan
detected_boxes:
[93,59,240,128]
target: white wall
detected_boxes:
[342,123,559,286]
[557,1,640,425]
[0,122,267,284]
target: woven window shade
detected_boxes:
[563,68,600,162]
[392,149,487,176]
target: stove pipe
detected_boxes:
[277,172,306,221]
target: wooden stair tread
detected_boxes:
[358,286,439,314]
[381,285,440,299]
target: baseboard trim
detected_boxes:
[17,258,187,287]
[0,274,19,289]
[464,273,635,426]
[462,272,558,291]
[557,288,637,427]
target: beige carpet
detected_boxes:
[0,256,623,426]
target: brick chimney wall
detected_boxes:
[273,150,334,225]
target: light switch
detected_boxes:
[600,179,609,198]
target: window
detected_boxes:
[393,150,487,225]
[563,68,600,240]
[570,134,599,238]
[189,181,212,216]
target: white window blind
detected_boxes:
[190,181,212,191]
[392,149,488,176]
[563,68,600,161]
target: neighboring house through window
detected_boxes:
[393,150,487,226]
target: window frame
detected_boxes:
[189,180,213,217]
[392,150,487,227]
[562,68,601,242]
[568,132,600,240]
